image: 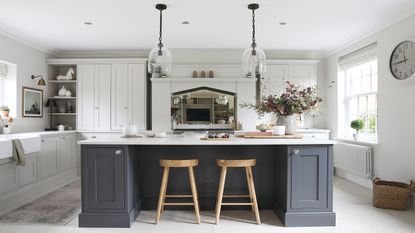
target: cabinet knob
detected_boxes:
[293,149,300,155]
[62,136,66,139]
[115,150,122,155]
[41,139,45,142]
[95,107,99,109]
[91,136,97,139]
[124,107,128,110]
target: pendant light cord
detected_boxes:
[251,8,256,48]
[158,8,163,49]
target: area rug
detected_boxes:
[0,180,81,225]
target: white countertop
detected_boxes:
[0,130,76,138]
[78,133,336,145]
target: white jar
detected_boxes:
[123,124,138,137]
[273,125,286,136]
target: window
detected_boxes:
[339,43,378,142]
[0,62,7,107]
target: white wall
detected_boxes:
[0,33,50,133]
[322,13,415,184]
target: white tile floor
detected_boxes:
[0,177,414,233]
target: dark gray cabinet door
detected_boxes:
[290,147,328,209]
[83,147,125,211]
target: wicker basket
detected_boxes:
[373,177,415,211]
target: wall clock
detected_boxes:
[390,39,415,80]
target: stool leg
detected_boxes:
[161,168,170,213]
[245,167,255,213]
[215,167,227,224]
[247,166,261,224]
[155,167,169,224]
[188,167,201,224]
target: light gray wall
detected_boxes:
[321,13,415,183]
[0,33,51,133]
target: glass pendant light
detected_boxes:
[242,3,266,78]
[148,3,172,78]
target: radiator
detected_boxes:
[334,142,373,178]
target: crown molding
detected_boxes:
[0,22,60,56]
[322,10,415,58]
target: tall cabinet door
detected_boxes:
[111,63,146,131]
[78,65,95,131]
[111,64,129,130]
[130,63,146,130]
[94,65,111,131]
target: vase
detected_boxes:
[276,115,297,135]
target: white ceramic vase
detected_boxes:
[276,115,297,135]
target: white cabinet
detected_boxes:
[59,134,75,172]
[39,136,59,179]
[264,61,317,95]
[111,63,146,130]
[0,162,19,195]
[78,64,111,131]
[19,155,38,186]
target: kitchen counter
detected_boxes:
[78,133,336,228]
[78,133,335,145]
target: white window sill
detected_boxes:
[336,138,378,146]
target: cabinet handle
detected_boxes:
[62,136,66,139]
[91,136,97,139]
[41,139,45,142]
[115,150,122,155]
[124,107,128,110]
[95,107,99,109]
[293,149,300,155]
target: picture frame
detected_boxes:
[22,87,43,117]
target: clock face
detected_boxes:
[390,40,415,80]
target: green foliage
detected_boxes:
[350,119,365,133]
[0,105,10,111]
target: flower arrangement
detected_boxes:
[241,81,323,117]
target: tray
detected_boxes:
[243,131,303,139]
[200,137,231,141]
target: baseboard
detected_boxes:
[334,168,372,190]
[0,168,79,216]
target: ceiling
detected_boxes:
[1,0,415,56]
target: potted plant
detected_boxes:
[241,82,323,134]
[350,119,365,140]
[0,106,10,117]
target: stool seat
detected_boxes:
[216,159,256,167]
[160,159,198,167]
[156,159,200,224]
[215,158,260,225]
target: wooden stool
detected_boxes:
[215,159,260,224]
[155,159,200,224]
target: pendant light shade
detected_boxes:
[148,3,172,77]
[242,3,266,77]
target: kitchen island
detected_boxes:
[78,134,336,228]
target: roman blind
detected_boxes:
[339,43,377,69]
[0,62,7,78]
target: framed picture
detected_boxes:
[22,87,43,117]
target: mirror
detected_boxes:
[171,87,236,130]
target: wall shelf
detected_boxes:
[48,97,76,100]
[48,80,77,83]
[48,113,76,116]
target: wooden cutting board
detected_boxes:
[243,131,303,139]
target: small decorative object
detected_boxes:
[192,70,198,78]
[216,95,228,105]
[67,101,73,113]
[67,126,73,130]
[1,117,14,134]
[241,82,322,135]
[58,124,65,131]
[373,177,415,211]
[257,123,268,132]
[273,125,286,136]
[148,4,172,78]
[156,132,167,138]
[123,124,138,137]
[217,119,226,124]
[2,125,11,134]
[390,40,415,80]
[56,67,75,80]
[200,71,206,78]
[208,70,214,78]
[0,105,10,117]
[350,119,365,140]
[146,131,156,137]
[59,105,67,113]
[22,87,43,117]
[58,86,68,96]
[65,90,72,97]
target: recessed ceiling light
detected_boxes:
[279,22,287,26]
[182,21,190,25]
[84,21,93,26]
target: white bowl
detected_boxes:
[146,131,156,137]
[155,132,167,138]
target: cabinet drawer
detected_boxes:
[302,133,328,140]
[20,155,38,186]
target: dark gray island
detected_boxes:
[78,135,336,228]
